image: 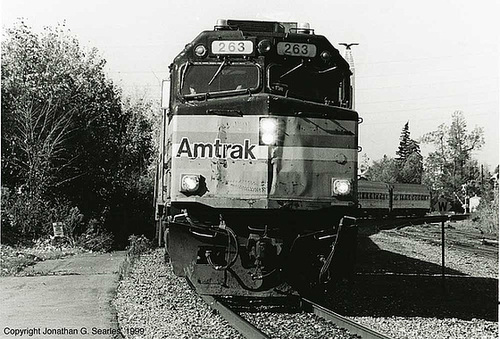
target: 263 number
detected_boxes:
[218,41,245,52]
[283,43,308,55]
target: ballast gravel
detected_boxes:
[114,221,498,339]
[113,251,243,339]
[340,222,498,339]
[240,312,355,339]
[114,251,360,339]
[350,316,497,339]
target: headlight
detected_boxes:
[180,174,200,193]
[332,179,351,196]
[260,118,278,145]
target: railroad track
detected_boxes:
[200,294,392,339]
[362,214,498,259]
[358,214,470,230]
[301,298,392,339]
[382,222,498,259]
[200,295,270,339]
[399,232,498,259]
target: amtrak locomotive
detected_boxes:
[155,19,360,296]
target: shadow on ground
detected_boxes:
[325,236,498,321]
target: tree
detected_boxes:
[365,123,423,184]
[106,94,156,244]
[2,21,122,201]
[420,110,484,201]
[396,122,411,161]
[395,122,423,184]
[7,102,75,236]
[1,21,155,243]
[398,152,423,184]
[365,155,399,183]
[358,153,370,177]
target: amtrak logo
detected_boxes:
[175,137,256,160]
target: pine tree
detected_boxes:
[396,122,411,162]
[395,122,423,183]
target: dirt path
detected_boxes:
[0,252,126,338]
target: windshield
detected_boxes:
[268,63,344,104]
[181,63,259,97]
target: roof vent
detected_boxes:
[226,19,285,33]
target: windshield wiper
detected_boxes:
[208,59,228,86]
[280,62,304,80]
[316,66,338,74]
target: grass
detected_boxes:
[118,234,153,279]
[0,238,86,276]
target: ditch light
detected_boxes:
[332,179,351,196]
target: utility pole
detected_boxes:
[340,43,359,110]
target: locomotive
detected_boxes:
[154,19,360,297]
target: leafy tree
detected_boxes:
[398,152,423,184]
[3,102,75,237]
[106,94,156,244]
[1,21,155,244]
[365,122,423,184]
[365,155,399,183]
[2,21,122,201]
[358,153,370,177]
[420,110,484,202]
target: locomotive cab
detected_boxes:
[155,19,359,296]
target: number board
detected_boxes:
[277,42,317,57]
[211,40,254,55]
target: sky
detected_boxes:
[1,0,499,168]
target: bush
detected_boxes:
[75,218,114,252]
[1,188,92,246]
[127,234,152,258]
[118,235,152,279]
[472,187,499,236]
[1,187,51,243]
[49,200,85,244]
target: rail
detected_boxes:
[301,297,393,339]
[200,295,270,339]
[357,213,470,230]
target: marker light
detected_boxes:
[260,118,278,145]
[258,40,272,54]
[332,179,351,196]
[194,44,207,57]
[180,174,200,193]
